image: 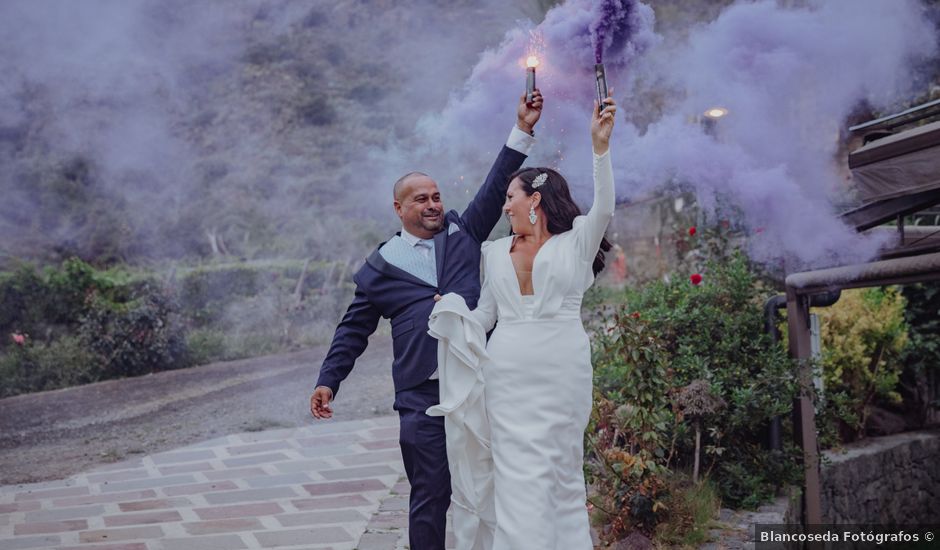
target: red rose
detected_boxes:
[690,273,703,285]
[688,226,696,237]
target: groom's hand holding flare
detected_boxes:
[591,96,616,155]
[517,88,543,135]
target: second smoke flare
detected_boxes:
[594,63,609,112]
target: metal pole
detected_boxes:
[785,288,823,527]
[765,291,840,452]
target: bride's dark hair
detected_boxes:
[508,166,611,276]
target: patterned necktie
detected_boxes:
[414,239,437,285]
[416,239,433,257]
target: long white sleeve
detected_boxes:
[470,246,498,332]
[575,149,615,261]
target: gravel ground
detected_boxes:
[0,334,395,485]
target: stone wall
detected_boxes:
[704,429,940,548]
[822,429,940,524]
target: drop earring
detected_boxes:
[528,205,537,225]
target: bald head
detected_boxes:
[392,171,443,239]
[393,171,431,201]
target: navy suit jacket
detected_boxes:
[316,145,526,397]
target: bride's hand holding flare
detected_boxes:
[591,97,616,155]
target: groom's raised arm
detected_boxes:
[460,91,542,242]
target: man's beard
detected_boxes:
[421,211,444,232]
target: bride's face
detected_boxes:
[503,177,539,234]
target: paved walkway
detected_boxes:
[0,416,454,550]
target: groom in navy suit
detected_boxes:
[310,91,542,549]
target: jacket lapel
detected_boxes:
[366,246,436,288]
[433,227,448,286]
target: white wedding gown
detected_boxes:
[428,150,614,550]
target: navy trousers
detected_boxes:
[394,379,450,550]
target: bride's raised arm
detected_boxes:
[576,98,616,261]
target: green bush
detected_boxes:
[813,287,908,445]
[0,264,47,338]
[0,259,353,396]
[0,258,116,346]
[902,283,940,374]
[79,284,190,379]
[184,328,228,365]
[44,258,104,323]
[587,312,674,541]
[590,251,801,510]
[899,282,940,424]
[0,336,100,397]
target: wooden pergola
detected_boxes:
[786,99,940,525]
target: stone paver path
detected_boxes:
[0,416,453,550]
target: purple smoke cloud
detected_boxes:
[622,0,937,269]
[590,0,640,64]
[392,0,936,271]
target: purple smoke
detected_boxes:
[620,0,937,269]
[393,0,657,186]
[393,0,936,271]
[590,0,638,64]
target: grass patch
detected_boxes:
[654,476,722,548]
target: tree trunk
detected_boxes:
[693,420,701,484]
[206,228,221,256]
[293,258,311,307]
[217,232,230,256]
[206,227,229,256]
[320,261,338,293]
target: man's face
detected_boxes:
[394,175,444,238]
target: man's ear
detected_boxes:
[393,199,403,218]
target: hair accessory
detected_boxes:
[531,172,548,189]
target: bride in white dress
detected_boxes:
[429,98,616,550]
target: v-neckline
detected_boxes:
[508,234,554,297]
